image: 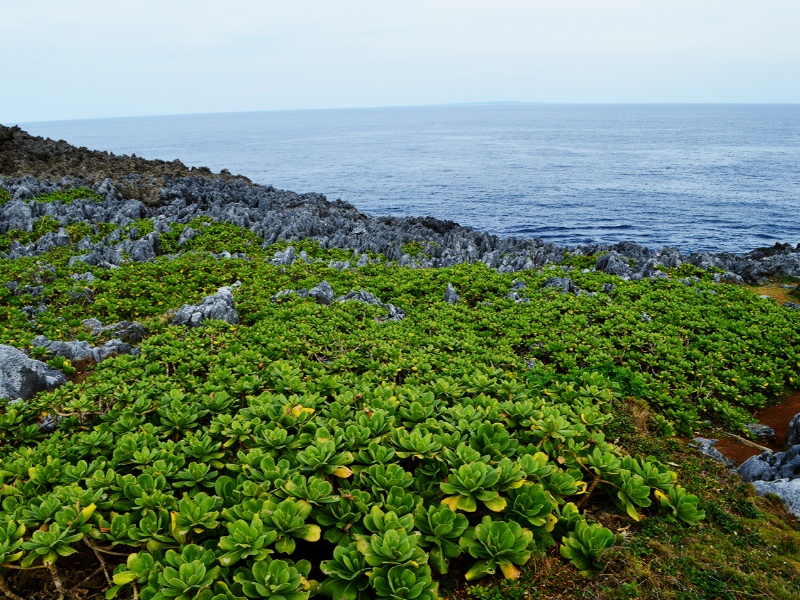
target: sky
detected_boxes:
[2,0,799,123]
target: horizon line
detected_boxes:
[10,100,800,126]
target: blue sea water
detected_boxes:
[17,103,800,254]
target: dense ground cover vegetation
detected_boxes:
[1,203,799,599]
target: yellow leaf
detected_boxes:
[332,466,353,478]
[441,496,461,511]
[546,513,558,532]
[81,503,97,521]
[499,562,521,579]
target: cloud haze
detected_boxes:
[2,0,799,122]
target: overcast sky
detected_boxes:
[3,0,799,123]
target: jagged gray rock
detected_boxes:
[738,452,778,482]
[178,226,197,245]
[542,277,579,294]
[30,336,95,361]
[505,291,530,303]
[0,344,67,401]
[787,413,800,448]
[82,318,147,344]
[30,335,137,363]
[3,174,800,281]
[691,438,735,467]
[444,283,460,304]
[92,339,137,362]
[595,251,631,277]
[751,478,800,516]
[71,272,96,283]
[172,285,240,327]
[273,246,296,266]
[122,231,161,262]
[745,423,777,444]
[305,281,335,306]
[338,289,406,322]
[713,271,746,285]
[738,446,800,482]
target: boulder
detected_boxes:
[305,281,336,306]
[92,339,137,362]
[30,335,138,363]
[713,271,746,286]
[595,251,631,277]
[444,283,460,304]
[0,344,67,401]
[173,284,240,327]
[737,452,778,482]
[30,336,94,362]
[506,291,530,303]
[71,272,96,284]
[177,226,197,245]
[745,423,777,444]
[82,318,147,344]
[272,246,296,266]
[751,479,800,517]
[542,277,579,294]
[787,413,800,448]
[338,289,406,322]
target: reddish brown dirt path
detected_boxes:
[715,390,800,463]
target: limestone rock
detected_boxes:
[542,277,579,294]
[444,283,460,304]
[787,413,800,448]
[338,289,406,322]
[751,478,800,517]
[173,285,240,327]
[691,438,735,467]
[595,251,631,277]
[305,281,335,306]
[0,344,67,401]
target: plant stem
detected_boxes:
[577,474,601,509]
[84,537,112,584]
[0,574,25,600]
[47,562,70,600]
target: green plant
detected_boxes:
[370,564,436,599]
[233,557,314,600]
[656,485,706,524]
[559,520,616,577]
[145,545,220,600]
[459,516,534,581]
[319,542,371,600]
[414,504,469,574]
[218,516,277,566]
[440,462,506,512]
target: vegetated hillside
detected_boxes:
[0,186,799,600]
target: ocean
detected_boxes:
[17,103,800,254]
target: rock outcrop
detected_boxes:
[0,344,66,401]
[173,284,240,327]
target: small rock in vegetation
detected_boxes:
[173,284,240,327]
[444,283,460,304]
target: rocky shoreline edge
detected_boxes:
[2,123,800,518]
